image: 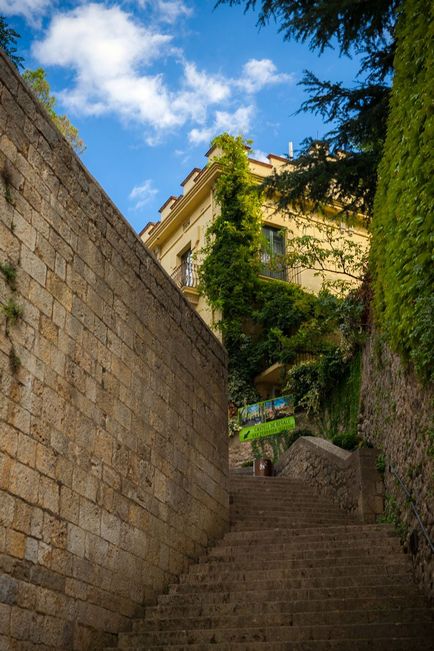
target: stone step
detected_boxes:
[118,621,434,647]
[195,552,407,572]
[205,542,403,562]
[168,571,412,595]
[134,607,433,633]
[229,519,354,530]
[103,475,433,651]
[157,583,422,607]
[178,561,410,585]
[219,526,397,545]
[230,503,350,512]
[142,594,428,622]
[107,639,434,651]
[216,537,401,553]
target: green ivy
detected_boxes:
[371,0,434,383]
[199,133,263,322]
[199,133,367,413]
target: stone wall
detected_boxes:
[275,437,384,523]
[0,54,229,649]
[359,330,434,600]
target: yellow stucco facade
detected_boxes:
[140,143,369,339]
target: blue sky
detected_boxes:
[3,1,362,233]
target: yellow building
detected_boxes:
[140,142,369,330]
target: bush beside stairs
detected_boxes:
[105,473,434,650]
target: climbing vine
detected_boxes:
[1,167,22,373]
[371,0,434,383]
[199,134,364,410]
[199,133,263,323]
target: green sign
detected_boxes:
[238,395,296,442]
[239,415,296,442]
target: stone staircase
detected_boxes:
[106,473,434,650]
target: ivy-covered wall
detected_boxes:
[371,0,434,382]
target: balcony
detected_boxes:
[260,253,301,284]
[172,260,200,289]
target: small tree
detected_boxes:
[217,0,398,220]
[23,68,85,154]
[0,16,23,69]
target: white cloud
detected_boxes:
[31,5,292,145]
[139,0,193,24]
[238,58,294,94]
[172,62,231,124]
[33,4,176,124]
[129,179,158,210]
[0,0,51,22]
[189,106,254,145]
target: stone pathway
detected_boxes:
[106,474,434,649]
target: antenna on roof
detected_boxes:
[288,141,294,160]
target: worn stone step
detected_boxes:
[107,639,434,651]
[168,571,413,595]
[216,537,401,553]
[229,519,355,530]
[118,621,434,646]
[134,607,433,634]
[178,561,410,585]
[230,503,350,512]
[205,542,403,562]
[196,552,407,572]
[142,595,428,623]
[157,583,422,607]
[220,523,397,544]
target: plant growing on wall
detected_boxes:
[23,68,85,154]
[0,16,24,69]
[371,0,434,383]
[199,133,263,323]
[199,133,359,408]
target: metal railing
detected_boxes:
[171,261,200,289]
[259,254,301,284]
[389,464,434,553]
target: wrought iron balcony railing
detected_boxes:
[172,261,200,289]
[260,253,301,284]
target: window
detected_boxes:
[180,248,194,287]
[261,226,286,280]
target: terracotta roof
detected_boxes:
[158,195,178,213]
[181,167,202,187]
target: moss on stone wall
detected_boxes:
[325,350,362,440]
[371,0,434,382]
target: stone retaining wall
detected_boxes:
[0,53,229,649]
[359,330,434,600]
[275,437,384,523]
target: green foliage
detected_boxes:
[0,261,17,290]
[376,453,386,474]
[282,222,368,291]
[0,16,24,69]
[1,165,14,205]
[218,0,398,218]
[200,133,262,320]
[1,297,23,332]
[371,0,434,383]
[286,348,362,440]
[23,68,85,154]
[379,494,409,540]
[200,133,368,410]
[217,1,398,56]
[330,432,359,451]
